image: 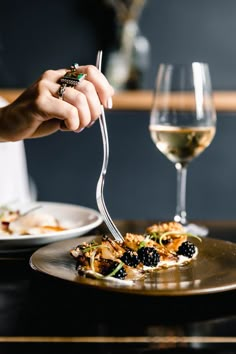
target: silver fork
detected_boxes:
[95,50,124,242]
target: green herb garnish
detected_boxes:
[138,235,151,249]
[149,232,161,240]
[106,262,124,278]
[81,244,100,253]
[159,231,202,247]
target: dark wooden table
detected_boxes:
[0,220,236,354]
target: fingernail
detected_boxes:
[87,121,95,128]
[107,97,113,109]
[74,127,85,133]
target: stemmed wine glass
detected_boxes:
[149,62,216,236]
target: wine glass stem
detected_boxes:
[174,162,187,225]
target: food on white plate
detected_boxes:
[0,206,68,236]
[70,221,201,282]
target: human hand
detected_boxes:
[0,64,114,141]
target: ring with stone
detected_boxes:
[59,63,87,87]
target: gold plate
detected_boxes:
[30,235,236,296]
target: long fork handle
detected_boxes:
[96,50,124,242]
[97,107,124,242]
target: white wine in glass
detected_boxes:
[149,63,216,236]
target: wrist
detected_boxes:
[0,104,16,142]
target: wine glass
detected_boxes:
[149,62,216,236]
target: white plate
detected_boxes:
[0,201,103,251]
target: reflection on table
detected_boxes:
[0,219,235,353]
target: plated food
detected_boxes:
[30,232,236,295]
[0,205,67,236]
[70,221,201,282]
[0,202,103,251]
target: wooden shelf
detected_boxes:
[113,90,236,112]
[1,89,236,112]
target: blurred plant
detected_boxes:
[103,0,150,90]
[104,0,147,25]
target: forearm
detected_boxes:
[0,105,11,142]
[0,100,39,142]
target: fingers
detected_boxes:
[37,65,114,132]
[0,64,114,141]
[77,65,114,109]
[31,119,61,138]
[43,83,98,131]
[42,66,114,109]
[37,91,81,131]
[63,82,102,126]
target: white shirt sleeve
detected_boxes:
[0,96,35,204]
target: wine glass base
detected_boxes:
[184,223,209,237]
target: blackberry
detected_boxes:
[120,249,140,268]
[161,238,172,245]
[177,241,196,258]
[138,247,160,267]
[104,261,127,279]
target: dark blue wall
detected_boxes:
[1,0,236,90]
[140,0,236,90]
[1,0,236,221]
[24,111,236,221]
